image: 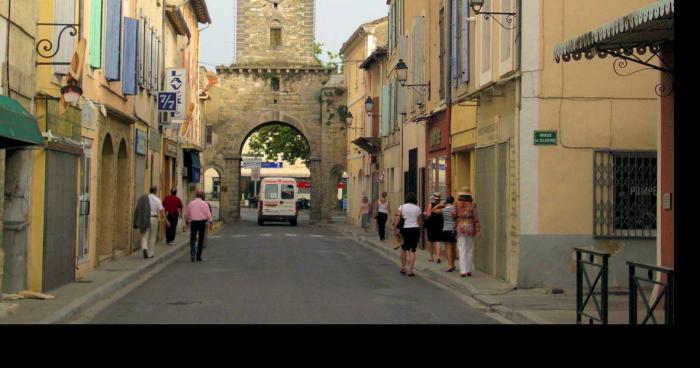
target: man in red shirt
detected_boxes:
[162,188,183,245]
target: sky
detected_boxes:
[199,0,389,70]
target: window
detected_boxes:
[271,77,280,91]
[265,184,279,199]
[206,125,213,145]
[281,185,295,200]
[270,28,282,48]
[593,151,657,239]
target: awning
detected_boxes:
[359,47,388,70]
[165,5,192,38]
[554,0,674,71]
[0,96,44,149]
[352,137,382,155]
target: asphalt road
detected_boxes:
[90,211,498,324]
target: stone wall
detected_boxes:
[235,0,316,66]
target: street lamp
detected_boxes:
[61,77,83,103]
[392,59,429,94]
[364,96,374,116]
[345,111,354,126]
[469,0,517,30]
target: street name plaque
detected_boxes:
[534,131,558,146]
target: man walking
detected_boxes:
[162,188,183,245]
[134,186,169,259]
[185,189,213,262]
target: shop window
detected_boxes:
[593,151,657,239]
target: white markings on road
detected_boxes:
[260,234,272,237]
[284,234,298,237]
[310,235,325,238]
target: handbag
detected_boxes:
[397,205,405,230]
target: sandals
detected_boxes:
[428,258,435,262]
[446,267,456,273]
[407,273,416,277]
[400,269,406,275]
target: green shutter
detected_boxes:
[380,84,390,137]
[88,0,103,68]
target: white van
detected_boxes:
[258,177,298,226]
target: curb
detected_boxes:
[322,223,545,325]
[37,239,191,324]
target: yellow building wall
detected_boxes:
[536,0,658,235]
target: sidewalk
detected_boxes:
[322,221,638,324]
[0,223,223,324]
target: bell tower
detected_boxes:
[235,0,317,65]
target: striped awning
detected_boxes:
[554,0,674,63]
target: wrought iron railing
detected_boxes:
[628,262,674,325]
[575,248,610,324]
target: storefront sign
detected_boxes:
[165,68,187,122]
[534,131,558,146]
[430,127,442,147]
[149,129,161,151]
[135,129,147,156]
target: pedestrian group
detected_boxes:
[133,186,213,263]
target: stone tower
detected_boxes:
[203,0,348,224]
[235,0,317,65]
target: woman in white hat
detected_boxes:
[455,187,480,277]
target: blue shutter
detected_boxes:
[122,18,138,95]
[104,0,122,81]
[461,0,470,82]
[380,84,390,136]
[451,0,459,84]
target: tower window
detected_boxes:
[271,77,280,91]
[274,3,278,9]
[270,28,282,48]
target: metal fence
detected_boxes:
[575,248,610,324]
[628,262,674,325]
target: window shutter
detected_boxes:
[151,30,158,91]
[122,18,138,95]
[451,0,459,84]
[54,0,76,75]
[137,16,144,87]
[461,0,470,82]
[88,0,103,68]
[388,6,393,55]
[145,22,152,91]
[380,84,390,137]
[391,79,398,131]
[105,0,122,81]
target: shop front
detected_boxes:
[423,109,451,204]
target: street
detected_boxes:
[89,210,498,324]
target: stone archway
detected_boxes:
[201,67,348,224]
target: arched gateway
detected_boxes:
[201,0,347,224]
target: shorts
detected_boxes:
[400,227,420,252]
[441,230,456,244]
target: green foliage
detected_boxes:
[313,42,341,72]
[246,124,310,167]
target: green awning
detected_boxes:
[0,96,44,149]
[554,0,674,63]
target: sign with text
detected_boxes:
[241,158,262,169]
[165,68,187,121]
[135,129,147,156]
[157,92,178,112]
[534,131,558,146]
[251,167,261,181]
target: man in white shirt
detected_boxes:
[144,186,168,258]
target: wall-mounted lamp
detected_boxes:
[469,0,517,30]
[345,111,354,126]
[61,77,83,103]
[392,59,430,95]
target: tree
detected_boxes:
[313,42,342,73]
[246,124,311,167]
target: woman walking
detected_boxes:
[455,187,480,277]
[441,196,458,273]
[375,192,392,241]
[359,196,372,233]
[394,192,422,277]
[425,192,445,263]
